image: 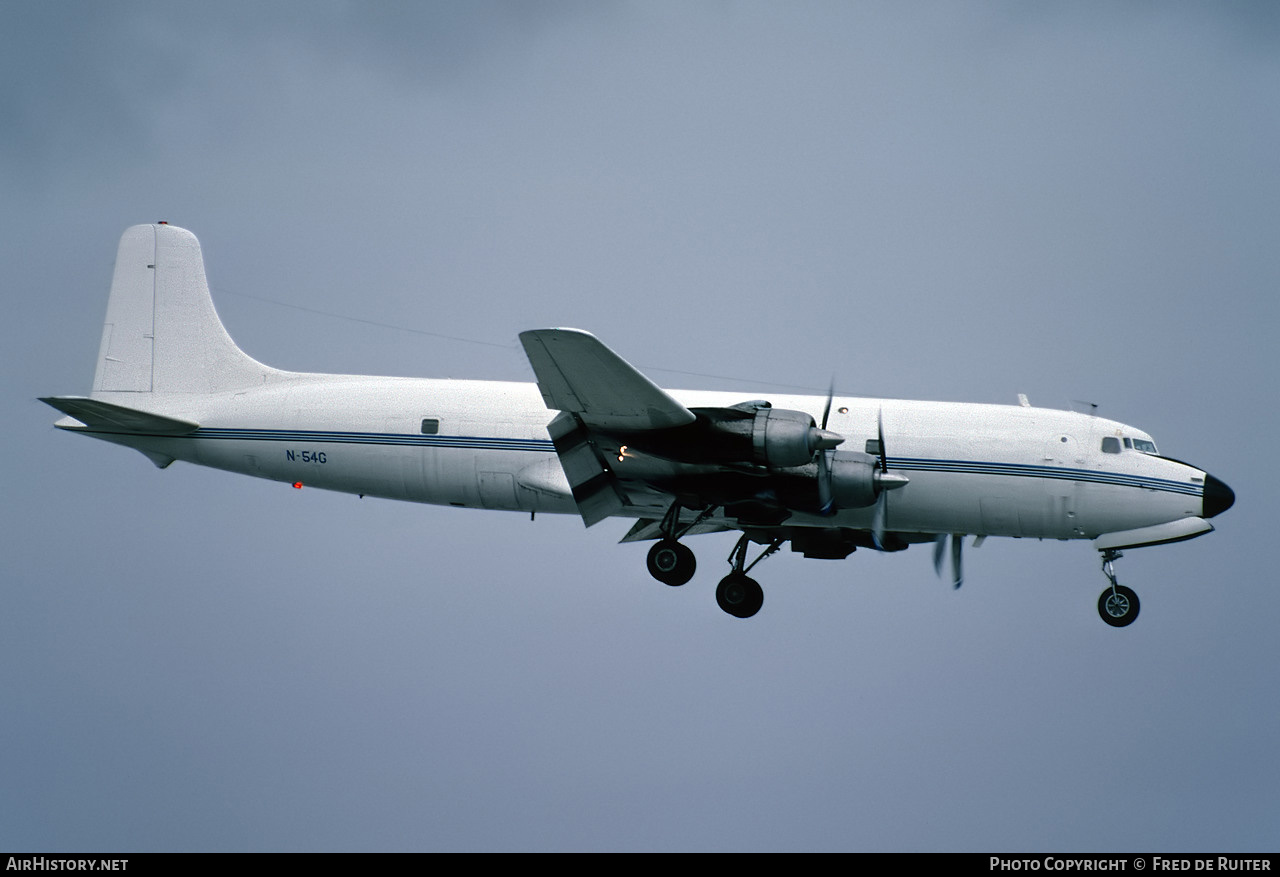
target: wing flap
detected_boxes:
[618,518,733,543]
[519,328,695,431]
[547,411,627,526]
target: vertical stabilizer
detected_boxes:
[92,223,279,396]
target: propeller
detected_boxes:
[816,380,837,515]
[933,533,964,589]
[870,407,909,548]
[815,397,907,525]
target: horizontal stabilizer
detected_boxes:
[40,396,199,435]
[1093,517,1213,551]
[519,328,695,431]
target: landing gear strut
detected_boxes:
[1097,549,1140,627]
[715,534,783,619]
[644,501,712,587]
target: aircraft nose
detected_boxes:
[1202,473,1235,518]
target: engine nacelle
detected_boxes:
[751,407,841,469]
[828,451,879,509]
[751,408,814,468]
[630,401,845,473]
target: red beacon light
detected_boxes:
[292,482,303,489]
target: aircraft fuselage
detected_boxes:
[77,376,1214,542]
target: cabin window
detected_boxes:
[1101,437,1121,454]
[421,418,440,435]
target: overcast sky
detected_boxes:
[3,1,1277,852]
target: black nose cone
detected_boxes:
[1203,473,1235,518]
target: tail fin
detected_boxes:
[92,223,279,396]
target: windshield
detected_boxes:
[1123,437,1159,455]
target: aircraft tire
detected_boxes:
[1098,584,1140,627]
[647,539,695,586]
[716,573,764,618]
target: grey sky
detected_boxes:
[3,1,1277,851]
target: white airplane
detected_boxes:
[43,224,1235,625]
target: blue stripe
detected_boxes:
[889,456,1202,498]
[182,429,1201,499]
[193,427,555,453]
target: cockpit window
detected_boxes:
[1101,437,1121,454]
[1118,436,1159,455]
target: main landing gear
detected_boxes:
[643,502,782,618]
[644,502,711,587]
[715,533,783,619]
[1097,549,1140,628]
[647,539,695,586]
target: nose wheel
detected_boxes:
[1097,550,1140,627]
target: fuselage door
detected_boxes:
[1043,433,1082,468]
[1042,433,1083,536]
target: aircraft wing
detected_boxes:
[519,328,876,536]
[520,329,698,526]
[519,329,695,431]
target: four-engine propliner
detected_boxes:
[44,224,1235,626]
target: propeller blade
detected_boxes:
[870,406,892,549]
[876,407,888,473]
[933,533,964,588]
[951,533,963,589]
[821,379,835,430]
[871,491,887,549]
[815,379,840,516]
[816,448,834,515]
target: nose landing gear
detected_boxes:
[1097,549,1140,627]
